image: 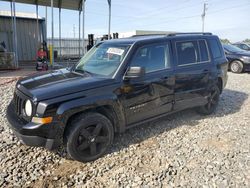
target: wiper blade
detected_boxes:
[74,69,92,75]
[74,69,85,74]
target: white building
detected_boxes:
[118,30,176,38]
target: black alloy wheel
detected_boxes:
[197,85,220,115]
[66,113,114,162]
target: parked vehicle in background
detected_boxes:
[233,42,250,51]
[6,33,228,162]
[223,44,250,73]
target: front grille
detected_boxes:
[13,89,34,123]
[14,92,24,116]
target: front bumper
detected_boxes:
[6,102,61,150]
[11,128,55,149]
[244,63,250,71]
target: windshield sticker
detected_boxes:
[107,48,125,56]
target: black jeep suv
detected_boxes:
[7,33,228,162]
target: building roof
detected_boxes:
[0,10,43,20]
[117,30,176,38]
[1,0,84,11]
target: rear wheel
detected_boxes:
[66,112,114,162]
[197,85,220,115]
[230,60,243,73]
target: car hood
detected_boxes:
[17,68,114,101]
[229,51,250,56]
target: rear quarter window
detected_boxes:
[208,39,223,59]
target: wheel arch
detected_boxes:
[62,104,125,144]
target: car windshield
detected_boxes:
[223,44,244,53]
[74,43,130,77]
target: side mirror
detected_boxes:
[124,66,145,79]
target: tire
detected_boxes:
[65,112,114,162]
[197,85,220,115]
[230,60,243,73]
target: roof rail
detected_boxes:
[131,34,166,37]
[167,32,212,36]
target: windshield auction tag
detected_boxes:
[107,48,125,56]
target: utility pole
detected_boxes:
[73,24,76,38]
[13,0,18,68]
[82,0,86,55]
[51,0,54,68]
[201,2,208,32]
[107,0,111,39]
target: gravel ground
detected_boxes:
[0,72,249,187]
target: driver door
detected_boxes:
[119,42,175,125]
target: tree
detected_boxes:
[220,38,231,44]
[243,39,250,43]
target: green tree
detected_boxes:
[220,38,231,44]
[243,39,250,43]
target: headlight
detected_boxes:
[242,56,250,61]
[24,100,32,116]
[242,56,249,58]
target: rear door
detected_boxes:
[173,39,211,110]
[120,41,175,125]
[208,37,228,89]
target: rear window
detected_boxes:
[176,41,199,65]
[209,39,222,59]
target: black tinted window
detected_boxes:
[130,43,170,73]
[199,40,209,62]
[209,39,222,59]
[176,41,199,65]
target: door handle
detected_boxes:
[203,69,209,73]
[160,76,168,80]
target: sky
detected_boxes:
[1,0,250,42]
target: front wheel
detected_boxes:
[66,113,114,162]
[197,85,220,115]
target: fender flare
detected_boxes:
[56,94,126,132]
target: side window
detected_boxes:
[242,44,249,50]
[176,41,199,65]
[199,40,209,62]
[208,39,222,59]
[130,43,170,73]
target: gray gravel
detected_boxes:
[0,72,250,187]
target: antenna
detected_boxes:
[201,2,208,32]
[73,24,76,38]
